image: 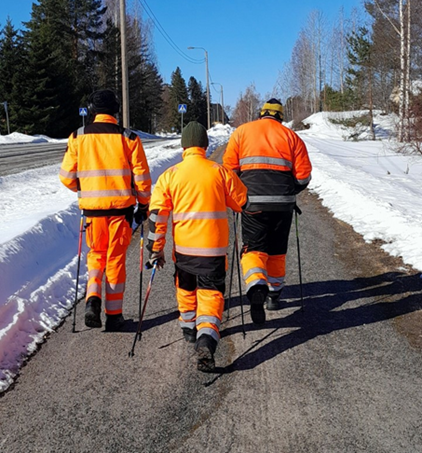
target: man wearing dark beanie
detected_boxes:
[60,89,151,332]
[147,121,248,372]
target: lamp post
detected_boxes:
[211,83,225,125]
[2,101,10,135]
[119,0,129,127]
[187,46,210,129]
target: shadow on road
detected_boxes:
[218,271,422,374]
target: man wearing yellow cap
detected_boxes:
[223,98,312,324]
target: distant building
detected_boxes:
[211,103,229,125]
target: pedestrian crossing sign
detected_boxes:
[79,107,88,116]
[178,104,187,113]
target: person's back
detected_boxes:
[61,115,150,212]
[147,121,248,371]
[223,98,312,324]
[158,147,242,255]
[59,89,151,332]
[224,108,311,213]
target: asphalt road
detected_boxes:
[1,146,422,452]
[0,143,68,176]
[0,138,171,176]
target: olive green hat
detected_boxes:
[181,121,209,149]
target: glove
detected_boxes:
[146,250,166,269]
[242,198,262,215]
[134,203,149,224]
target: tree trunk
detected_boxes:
[404,0,411,142]
[399,0,406,142]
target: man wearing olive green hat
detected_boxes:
[147,121,248,372]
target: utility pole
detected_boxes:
[212,83,225,125]
[188,47,211,129]
[120,0,129,127]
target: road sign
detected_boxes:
[79,107,88,116]
[178,104,187,114]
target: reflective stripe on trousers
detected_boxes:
[175,266,225,342]
[267,254,286,292]
[241,251,286,293]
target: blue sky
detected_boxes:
[1,0,363,109]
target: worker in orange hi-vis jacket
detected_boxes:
[59,89,151,332]
[147,121,248,372]
[223,98,312,325]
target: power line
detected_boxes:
[139,0,205,65]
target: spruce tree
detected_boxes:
[187,76,207,127]
[0,19,22,134]
[345,27,373,110]
[168,67,189,132]
[13,0,107,137]
[13,0,74,136]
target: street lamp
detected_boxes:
[187,46,210,130]
[2,101,10,135]
[211,83,225,125]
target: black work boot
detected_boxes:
[266,291,282,311]
[247,285,268,325]
[182,327,197,343]
[85,296,102,328]
[105,314,125,332]
[195,334,217,372]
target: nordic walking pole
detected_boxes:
[233,213,246,338]
[128,261,158,357]
[226,226,236,319]
[137,222,144,338]
[294,204,304,312]
[72,211,84,333]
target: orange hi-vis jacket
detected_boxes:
[223,117,312,212]
[59,114,151,212]
[148,147,248,259]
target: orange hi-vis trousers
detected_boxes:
[241,251,286,293]
[85,215,132,315]
[175,266,225,344]
[240,210,292,295]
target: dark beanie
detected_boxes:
[88,89,120,115]
[181,121,209,149]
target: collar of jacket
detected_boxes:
[182,146,207,159]
[94,114,118,124]
[260,116,282,124]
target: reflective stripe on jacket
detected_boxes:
[148,147,248,257]
[59,114,151,210]
[223,117,312,211]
